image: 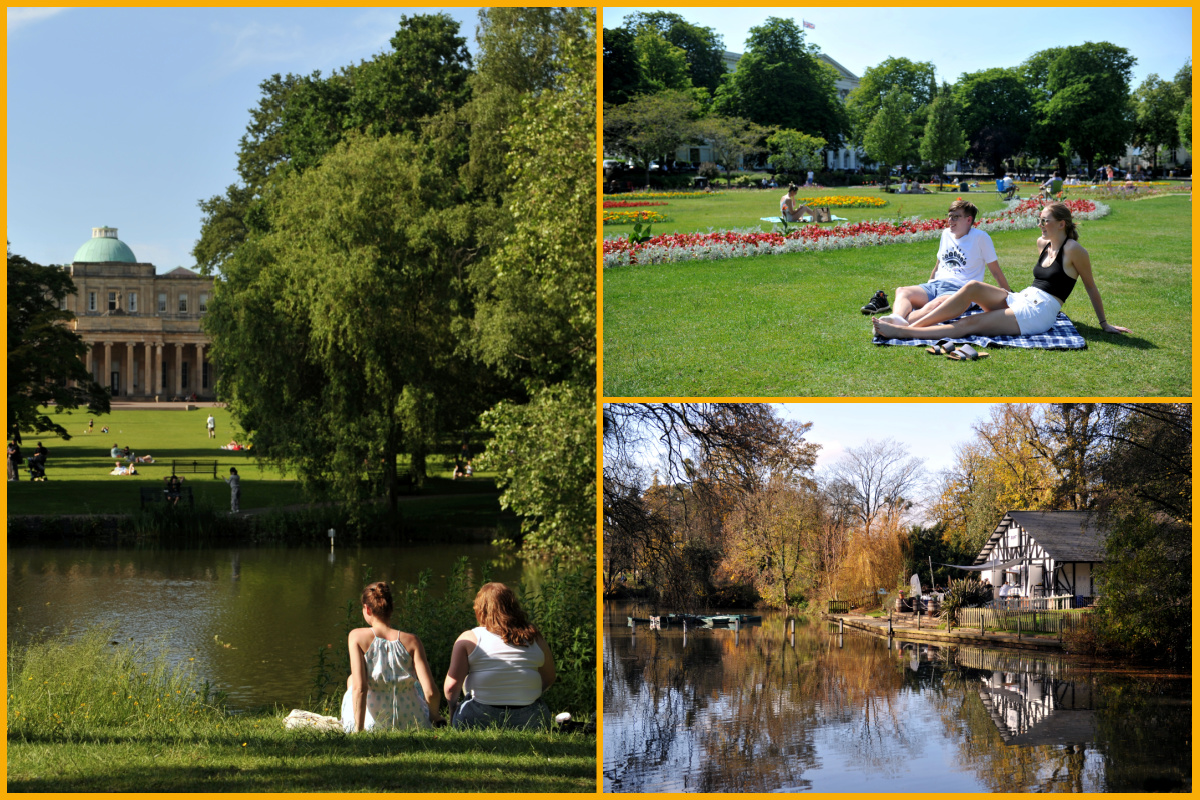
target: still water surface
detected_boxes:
[603,605,1190,792]
[8,544,525,710]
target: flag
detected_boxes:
[803,19,815,29]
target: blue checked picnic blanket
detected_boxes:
[872,306,1087,350]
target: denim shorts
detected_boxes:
[919,279,964,302]
[451,693,551,730]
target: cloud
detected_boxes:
[8,7,69,34]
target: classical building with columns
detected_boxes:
[63,226,214,399]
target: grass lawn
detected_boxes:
[602,189,1191,397]
[7,724,596,792]
[8,406,503,517]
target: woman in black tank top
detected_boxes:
[873,202,1130,340]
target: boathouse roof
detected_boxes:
[974,510,1106,565]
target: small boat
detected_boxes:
[701,614,762,627]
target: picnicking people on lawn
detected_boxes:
[871,202,1130,350]
[779,184,817,223]
[861,198,1012,323]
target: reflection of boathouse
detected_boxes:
[974,512,1105,602]
[975,669,1096,746]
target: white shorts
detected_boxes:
[1006,287,1062,335]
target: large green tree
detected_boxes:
[632,27,692,94]
[954,68,1032,176]
[7,249,110,442]
[845,56,936,156]
[193,14,473,275]
[711,17,846,147]
[919,88,969,186]
[471,7,597,556]
[621,11,726,97]
[603,89,699,186]
[862,89,912,187]
[204,133,468,513]
[602,26,640,105]
[1089,404,1191,666]
[697,116,772,182]
[1175,60,1192,152]
[1132,74,1185,177]
[766,128,828,181]
[1023,43,1136,174]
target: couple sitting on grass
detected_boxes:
[341,581,555,733]
[863,199,1128,357]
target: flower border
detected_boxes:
[603,199,1110,268]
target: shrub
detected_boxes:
[939,577,993,629]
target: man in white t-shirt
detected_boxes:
[870,198,1012,321]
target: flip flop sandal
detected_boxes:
[926,339,956,355]
[946,344,989,361]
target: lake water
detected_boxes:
[8,543,526,710]
[603,605,1190,793]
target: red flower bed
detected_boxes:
[603,198,1099,262]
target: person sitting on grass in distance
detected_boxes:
[873,202,1130,342]
[444,582,556,730]
[110,443,122,459]
[779,184,815,223]
[863,198,1012,320]
[341,581,442,732]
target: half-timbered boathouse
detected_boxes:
[973,511,1105,603]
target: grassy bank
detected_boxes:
[603,193,1191,397]
[8,622,595,792]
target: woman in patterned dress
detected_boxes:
[341,581,443,732]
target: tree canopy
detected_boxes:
[954,68,1032,176]
[711,17,847,146]
[862,89,911,184]
[8,249,110,442]
[196,9,596,555]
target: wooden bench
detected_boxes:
[140,486,194,508]
[172,460,218,478]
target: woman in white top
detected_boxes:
[444,582,556,729]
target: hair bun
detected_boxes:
[361,581,393,620]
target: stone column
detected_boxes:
[144,342,154,396]
[197,343,206,395]
[125,342,135,397]
[174,343,183,397]
[153,343,163,396]
[103,342,113,393]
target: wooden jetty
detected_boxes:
[627,613,762,628]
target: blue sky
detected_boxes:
[604,7,1191,89]
[776,402,995,476]
[8,7,480,273]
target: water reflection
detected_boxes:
[8,544,526,710]
[603,606,1190,792]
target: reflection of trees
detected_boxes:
[605,613,1192,792]
[605,618,929,791]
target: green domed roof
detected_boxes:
[73,226,137,263]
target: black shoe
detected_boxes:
[861,290,890,315]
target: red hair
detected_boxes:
[473,583,537,647]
